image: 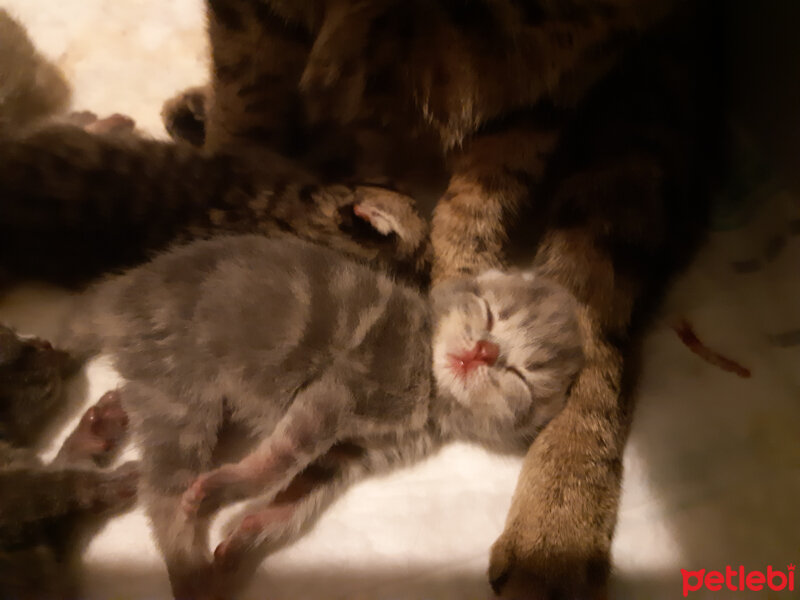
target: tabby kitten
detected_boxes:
[60,234,583,599]
[0,326,138,598]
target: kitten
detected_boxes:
[0,326,138,599]
[60,234,583,599]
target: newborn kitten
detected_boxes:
[62,235,582,599]
[0,326,138,598]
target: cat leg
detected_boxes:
[430,117,560,283]
[53,390,129,467]
[488,229,634,599]
[211,442,369,571]
[485,131,680,600]
[180,379,349,518]
[124,381,225,600]
[204,0,311,159]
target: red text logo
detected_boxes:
[681,564,795,597]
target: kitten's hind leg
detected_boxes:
[212,443,367,571]
[181,379,350,518]
[125,382,225,600]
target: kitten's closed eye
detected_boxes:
[505,365,527,384]
[483,299,494,332]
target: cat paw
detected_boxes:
[213,526,254,572]
[344,186,428,253]
[58,390,129,464]
[488,534,609,600]
[181,466,248,518]
[213,505,294,571]
[161,85,207,147]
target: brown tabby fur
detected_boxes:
[0,123,430,287]
[187,1,725,598]
[0,1,727,597]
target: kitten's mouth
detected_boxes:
[447,340,499,379]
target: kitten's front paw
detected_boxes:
[57,390,129,464]
[488,530,609,600]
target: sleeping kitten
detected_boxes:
[0,326,138,599]
[60,234,583,599]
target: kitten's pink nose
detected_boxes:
[449,340,500,377]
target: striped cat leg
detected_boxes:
[211,443,368,572]
[204,0,311,158]
[489,226,639,600]
[126,381,226,600]
[430,119,559,283]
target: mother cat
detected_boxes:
[0,1,726,598]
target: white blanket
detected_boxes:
[1,2,798,599]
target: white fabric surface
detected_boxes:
[0,2,798,599]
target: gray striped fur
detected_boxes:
[61,235,582,597]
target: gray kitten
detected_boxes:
[62,235,583,599]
